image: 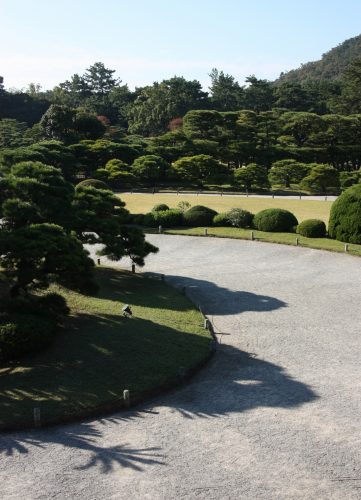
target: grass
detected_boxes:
[147,226,361,257]
[119,193,333,224]
[0,267,212,430]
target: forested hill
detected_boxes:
[277,34,361,84]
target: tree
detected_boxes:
[300,164,340,194]
[336,58,361,114]
[72,185,158,264]
[0,223,96,297]
[208,68,244,111]
[183,110,222,140]
[234,163,269,191]
[274,82,311,111]
[84,62,120,95]
[127,77,208,136]
[268,159,311,188]
[131,155,168,182]
[0,119,28,148]
[243,76,274,112]
[39,104,76,142]
[171,155,220,184]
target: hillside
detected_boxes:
[277,34,361,84]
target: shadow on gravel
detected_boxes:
[165,345,318,419]
[0,347,317,470]
[0,412,165,473]
[144,273,288,316]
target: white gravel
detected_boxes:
[1,235,361,499]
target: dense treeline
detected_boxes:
[2,57,361,194]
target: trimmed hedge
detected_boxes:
[253,208,298,232]
[144,209,184,228]
[152,203,170,212]
[329,184,361,243]
[227,208,254,228]
[183,205,218,227]
[297,219,326,238]
[76,179,111,190]
[213,212,232,227]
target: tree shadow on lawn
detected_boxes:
[95,267,287,315]
[143,272,287,316]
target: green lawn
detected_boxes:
[148,227,361,257]
[0,268,211,430]
[119,193,333,224]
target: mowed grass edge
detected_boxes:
[0,267,212,431]
[145,227,361,257]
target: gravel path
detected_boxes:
[2,235,361,499]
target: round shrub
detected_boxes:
[75,179,111,191]
[227,208,254,228]
[152,203,170,212]
[0,314,56,361]
[328,184,361,243]
[297,219,326,238]
[183,205,218,227]
[213,212,232,227]
[253,208,298,232]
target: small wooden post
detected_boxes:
[204,318,210,330]
[33,407,41,428]
[296,237,299,246]
[123,390,130,408]
[250,231,254,241]
[97,258,101,265]
[344,243,349,252]
[158,225,162,234]
[204,228,208,236]
[131,263,135,274]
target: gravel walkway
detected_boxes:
[1,235,361,499]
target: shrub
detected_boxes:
[177,201,191,212]
[143,212,157,227]
[75,179,111,190]
[328,184,361,243]
[5,293,69,321]
[296,219,326,238]
[154,209,183,227]
[0,314,56,361]
[227,208,254,228]
[213,212,232,227]
[183,205,218,226]
[152,203,170,212]
[253,208,298,232]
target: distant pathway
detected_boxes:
[2,236,361,499]
[120,191,338,201]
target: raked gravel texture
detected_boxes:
[1,235,361,499]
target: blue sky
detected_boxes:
[2,0,361,90]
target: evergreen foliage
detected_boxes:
[253,208,298,232]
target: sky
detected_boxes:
[2,0,361,91]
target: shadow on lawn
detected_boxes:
[95,268,287,315]
[144,272,287,316]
